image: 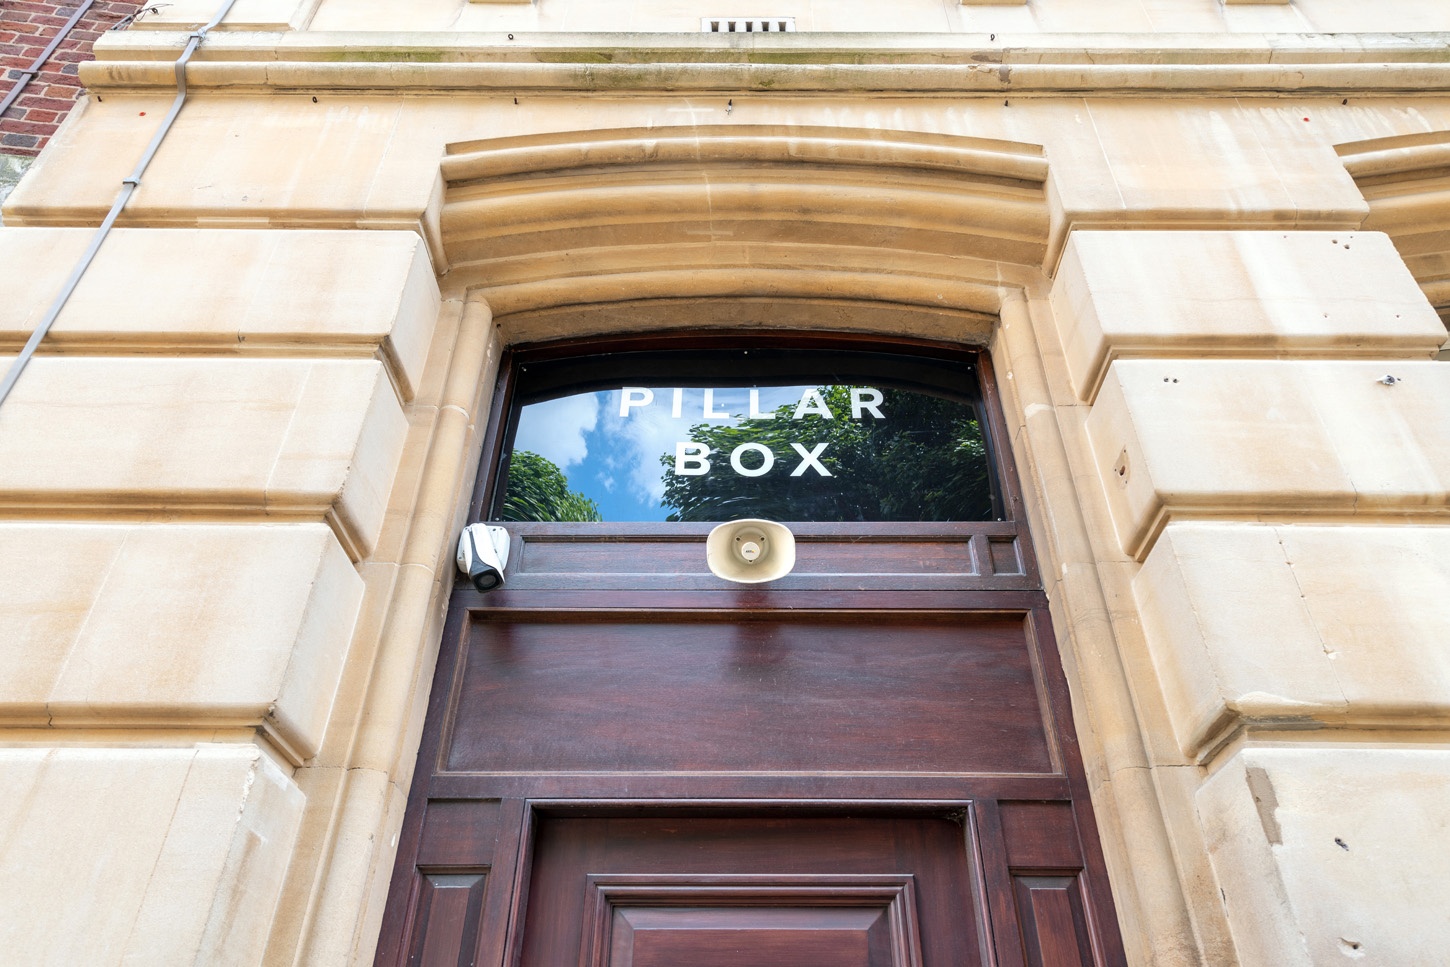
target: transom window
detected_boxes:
[491,345,1002,524]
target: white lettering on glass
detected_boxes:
[615,386,885,423]
[747,389,776,420]
[792,388,834,420]
[703,388,730,420]
[851,388,885,419]
[729,443,775,477]
[674,442,711,475]
[789,442,832,477]
[619,387,654,417]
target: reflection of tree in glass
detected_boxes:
[660,386,993,522]
[500,450,603,522]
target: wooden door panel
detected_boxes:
[416,799,501,867]
[993,801,1099,967]
[496,521,1036,593]
[582,875,918,967]
[1013,876,1095,967]
[521,816,968,967]
[609,909,889,967]
[386,799,508,967]
[406,872,488,967]
[444,613,1054,777]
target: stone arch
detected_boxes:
[437,124,1051,341]
[370,125,1144,967]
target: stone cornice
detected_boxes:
[81,31,1450,95]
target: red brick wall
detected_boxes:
[1,0,146,156]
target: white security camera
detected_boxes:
[456,524,511,592]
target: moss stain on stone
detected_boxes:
[323,50,446,63]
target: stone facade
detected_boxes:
[1,2,1448,965]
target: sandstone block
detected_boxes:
[0,522,363,761]
[1087,359,1450,556]
[0,228,440,401]
[2,94,423,228]
[1136,522,1450,756]
[125,0,310,29]
[1051,230,1443,400]
[0,744,303,966]
[1046,101,1370,246]
[0,356,408,558]
[1198,746,1450,967]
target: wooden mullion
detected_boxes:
[473,798,529,967]
[974,798,1029,967]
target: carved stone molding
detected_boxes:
[439,124,1048,321]
[1338,131,1450,328]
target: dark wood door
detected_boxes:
[375,343,1123,967]
[522,815,976,967]
[377,597,1124,967]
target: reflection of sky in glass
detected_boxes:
[512,386,823,521]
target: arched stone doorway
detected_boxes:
[374,125,1129,965]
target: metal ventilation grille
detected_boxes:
[702,18,796,32]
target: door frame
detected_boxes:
[374,332,1126,967]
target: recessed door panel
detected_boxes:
[581,874,919,967]
[444,614,1055,777]
[521,816,966,967]
[406,872,488,967]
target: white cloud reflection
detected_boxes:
[513,386,815,518]
[613,387,803,506]
[513,393,599,469]
[618,400,685,504]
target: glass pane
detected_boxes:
[496,376,995,524]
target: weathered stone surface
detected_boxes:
[128,0,309,29]
[0,522,362,761]
[13,95,1438,258]
[1088,359,1450,556]
[3,93,429,228]
[0,356,407,559]
[1199,746,1450,967]
[1055,100,1368,236]
[0,744,304,966]
[0,228,439,400]
[1052,230,1443,400]
[0,154,31,218]
[300,0,1450,32]
[1137,522,1450,756]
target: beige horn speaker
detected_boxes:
[705,519,796,584]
